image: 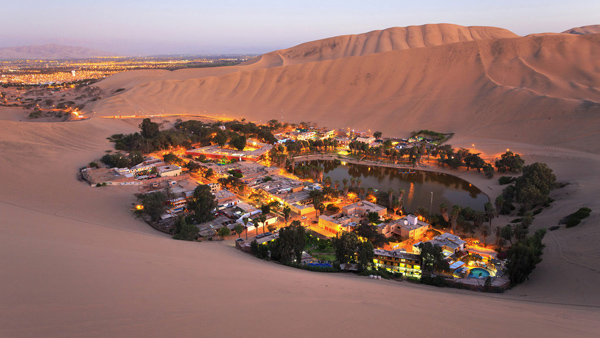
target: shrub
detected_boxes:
[420,275,448,287]
[564,207,591,228]
[498,176,516,185]
[565,218,581,228]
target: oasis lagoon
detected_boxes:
[305,160,488,212]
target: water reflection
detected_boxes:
[307,160,488,212]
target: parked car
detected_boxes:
[235,238,244,243]
[256,234,265,239]
[265,232,272,236]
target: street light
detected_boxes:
[430,191,433,221]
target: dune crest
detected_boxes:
[248,24,518,67]
[562,24,600,35]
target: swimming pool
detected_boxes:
[468,268,490,278]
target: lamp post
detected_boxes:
[430,191,433,222]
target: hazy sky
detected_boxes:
[1,0,598,55]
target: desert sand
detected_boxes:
[2,24,600,336]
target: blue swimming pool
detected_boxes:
[469,268,490,278]
[307,263,332,268]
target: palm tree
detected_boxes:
[350,177,356,188]
[342,178,348,189]
[481,225,491,247]
[356,178,363,188]
[439,203,449,223]
[451,205,461,234]
[473,210,486,228]
[398,188,405,203]
[387,188,394,209]
[494,226,502,247]
[259,213,267,234]
[242,217,249,240]
[484,202,496,226]
[392,199,401,215]
[283,205,291,226]
[334,180,340,191]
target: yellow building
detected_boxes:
[373,249,422,278]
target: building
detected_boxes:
[157,165,182,177]
[81,167,141,186]
[208,183,220,193]
[397,215,429,239]
[414,233,466,256]
[214,189,240,209]
[373,249,422,278]
[342,200,386,218]
[318,214,358,234]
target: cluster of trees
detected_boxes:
[251,220,306,264]
[139,191,167,222]
[100,151,143,168]
[495,213,534,249]
[108,118,278,154]
[187,184,218,224]
[332,232,374,270]
[173,216,200,241]
[353,213,390,248]
[349,139,425,165]
[495,151,525,173]
[501,163,556,213]
[419,242,450,274]
[436,146,492,177]
[505,229,546,285]
[137,184,218,240]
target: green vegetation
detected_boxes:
[563,207,592,228]
[251,221,306,264]
[500,162,556,214]
[100,151,143,168]
[217,226,231,239]
[498,176,516,185]
[495,151,525,173]
[172,216,199,241]
[108,118,277,154]
[505,229,546,285]
[331,232,374,270]
[418,242,450,274]
[28,109,42,119]
[140,191,166,223]
[187,185,217,224]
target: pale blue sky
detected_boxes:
[1,0,598,55]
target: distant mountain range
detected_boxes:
[0,44,117,60]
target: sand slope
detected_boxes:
[1,118,599,337]
[96,24,517,91]
[91,33,600,152]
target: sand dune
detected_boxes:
[91,33,600,152]
[97,24,517,92]
[3,24,600,336]
[563,25,600,35]
[1,118,599,337]
[247,24,518,67]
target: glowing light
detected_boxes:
[135,205,144,210]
